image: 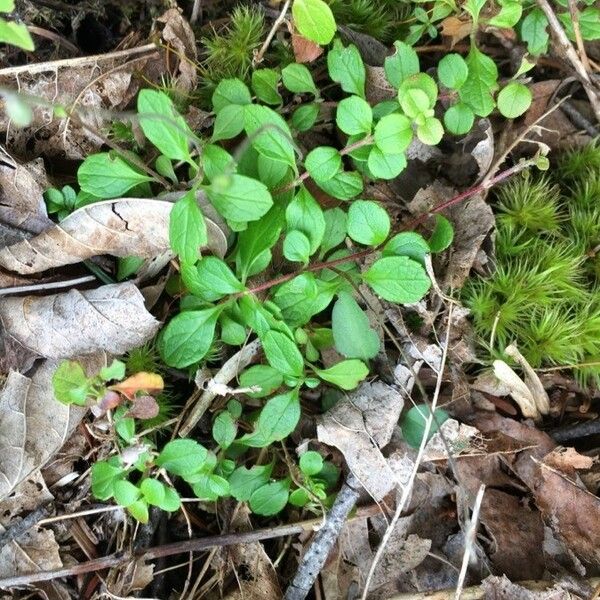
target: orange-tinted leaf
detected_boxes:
[440,16,472,46]
[292,33,323,63]
[110,372,164,400]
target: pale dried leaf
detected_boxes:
[0,283,159,359]
[317,382,404,501]
[366,66,396,105]
[0,356,103,501]
[0,527,62,577]
[445,193,494,288]
[156,9,198,92]
[493,360,538,419]
[504,344,549,415]
[0,155,52,235]
[0,48,161,160]
[0,196,227,275]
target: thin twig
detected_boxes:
[284,475,361,600]
[360,304,454,600]
[0,44,158,77]
[481,97,566,188]
[191,0,202,24]
[567,0,591,75]
[178,339,262,436]
[0,507,381,589]
[455,484,485,600]
[254,0,291,65]
[0,275,95,296]
[536,0,600,123]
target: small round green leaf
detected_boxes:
[374,113,412,155]
[305,146,342,182]
[336,95,373,135]
[443,103,475,135]
[113,480,140,508]
[347,200,390,246]
[437,54,469,90]
[400,88,430,118]
[155,439,208,476]
[299,451,324,476]
[282,63,317,94]
[363,256,431,303]
[291,103,320,131]
[284,230,311,263]
[383,232,430,263]
[249,480,290,516]
[417,116,444,145]
[497,82,532,118]
[428,214,454,252]
[401,404,449,448]
[368,147,407,180]
[292,0,336,45]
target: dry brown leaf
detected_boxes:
[292,33,324,63]
[0,527,62,577]
[0,196,227,275]
[0,356,103,501]
[224,504,282,599]
[445,193,494,288]
[317,381,404,501]
[155,9,198,92]
[366,66,396,105]
[0,154,52,235]
[0,282,159,359]
[440,16,472,45]
[543,448,594,472]
[481,574,589,599]
[532,461,600,568]
[0,50,157,160]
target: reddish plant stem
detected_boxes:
[243,160,531,299]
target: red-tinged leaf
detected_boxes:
[127,395,160,420]
[110,372,164,400]
[292,33,323,63]
[93,390,123,416]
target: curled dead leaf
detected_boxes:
[0,195,228,275]
[110,372,164,400]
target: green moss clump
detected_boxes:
[326,0,412,43]
[198,5,266,102]
[463,143,600,387]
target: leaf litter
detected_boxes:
[0,2,599,599]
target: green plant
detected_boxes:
[199,5,266,101]
[50,6,549,520]
[463,146,600,386]
[0,0,34,51]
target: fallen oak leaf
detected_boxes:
[110,372,164,400]
[0,196,228,275]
